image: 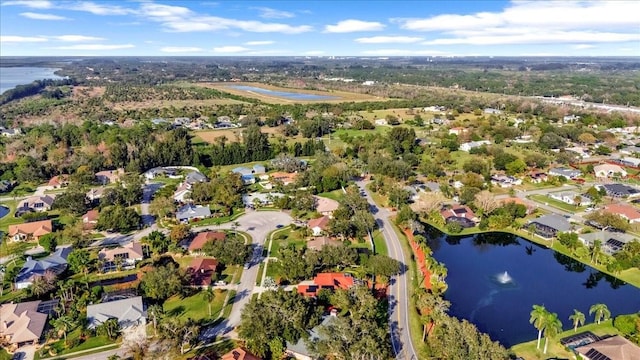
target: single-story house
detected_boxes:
[98,241,145,269]
[18,195,55,213]
[176,204,211,223]
[187,258,219,287]
[484,108,502,115]
[598,183,640,198]
[529,172,549,183]
[603,203,640,223]
[548,167,581,179]
[173,181,193,202]
[612,157,640,168]
[306,236,341,251]
[297,273,356,297]
[232,167,253,177]
[0,127,21,137]
[95,168,125,184]
[270,172,298,186]
[86,296,146,329]
[578,231,636,255]
[563,114,580,123]
[460,140,491,152]
[82,209,99,230]
[242,192,285,207]
[440,204,479,226]
[0,301,48,346]
[374,118,388,126]
[526,214,572,239]
[448,127,468,136]
[575,335,640,360]
[221,347,262,360]
[619,146,640,156]
[47,175,69,188]
[314,196,340,217]
[253,164,266,175]
[548,191,592,206]
[86,187,107,201]
[15,246,72,289]
[185,171,208,184]
[241,174,256,185]
[490,175,522,188]
[8,220,53,242]
[286,315,336,360]
[594,164,627,178]
[307,216,330,236]
[188,231,226,253]
[144,167,178,180]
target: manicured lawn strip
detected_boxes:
[83,268,138,283]
[316,189,345,202]
[365,184,389,208]
[35,328,115,359]
[222,265,241,284]
[221,290,236,319]
[0,200,20,231]
[0,240,32,258]
[164,290,226,322]
[510,319,619,360]
[255,262,265,285]
[373,230,388,256]
[189,209,245,227]
[529,194,586,212]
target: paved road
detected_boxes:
[356,180,419,360]
[193,210,293,339]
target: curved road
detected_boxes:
[357,180,419,360]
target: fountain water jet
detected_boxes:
[496,271,513,284]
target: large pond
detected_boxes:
[423,226,640,347]
[0,67,64,94]
[226,85,338,101]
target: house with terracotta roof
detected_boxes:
[98,241,145,270]
[603,203,640,223]
[270,172,298,186]
[188,231,226,253]
[8,220,53,242]
[220,347,262,360]
[187,258,219,287]
[575,335,640,360]
[0,301,48,347]
[306,236,341,251]
[307,216,330,236]
[18,195,55,213]
[82,209,99,230]
[47,174,69,188]
[297,273,356,297]
[95,168,125,185]
[314,196,340,217]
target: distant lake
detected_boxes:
[424,226,640,347]
[226,85,338,101]
[0,67,64,95]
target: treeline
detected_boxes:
[0,78,75,105]
[101,84,258,103]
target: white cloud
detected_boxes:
[138,3,312,34]
[572,44,595,50]
[355,36,423,44]
[67,1,133,15]
[252,7,294,19]
[50,44,135,50]
[304,50,324,55]
[53,35,105,42]
[361,48,450,56]
[20,12,68,20]
[212,46,249,53]
[0,35,47,43]
[160,46,204,53]
[395,1,640,46]
[324,19,385,33]
[2,0,53,9]
[244,40,274,46]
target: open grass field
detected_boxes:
[164,290,227,322]
[529,194,587,212]
[192,126,282,144]
[111,98,246,110]
[35,328,116,360]
[197,82,385,104]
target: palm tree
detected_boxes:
[590,240,603,265]
[51,315,75,342]
[589,303,611,324]
[543,312,563,354]
[569,309,585,332]
[203,287,215,318]
[530,304,548,350]
[147,304,164,336]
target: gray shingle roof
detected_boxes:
[176,204,211,221]
[15,246,72,286]
[86,296,146,329]
[529,214,571,232]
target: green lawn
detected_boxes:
[268,227,306,258]
[529,194,586,212]
[189,209,245,227]
[35,328,116,359]
[0,348,11,360]
[163,290,227,322]
[316,189,345,202]
[510,319,619,360]
[373,230,388,256]
[0,200,21,231]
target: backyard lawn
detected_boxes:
[163,290,227,322]
[35,328,116,360]
[529,194,586,212]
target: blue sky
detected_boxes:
[1,0,638,56]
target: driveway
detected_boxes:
[194,210,292,338]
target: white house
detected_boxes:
[548,191,592,206]
[460,140,491,152]
[593,164,627,178]
[374,118,387,126]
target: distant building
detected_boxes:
[448,127,468,136]
[549,167,581,179]
[47,175,69,188]
[95,168,125,185]
[460,140,491,152]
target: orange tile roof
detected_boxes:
[604,203,640,221]
[8,220,53,239]
[270,172,298,184]
[220,347,262,360]
[298,272,355,296]
[83,209,99,223]
[187,258,219,286]
[47,175,69,187]
[189,231,226,252]
[307,216,330,230]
